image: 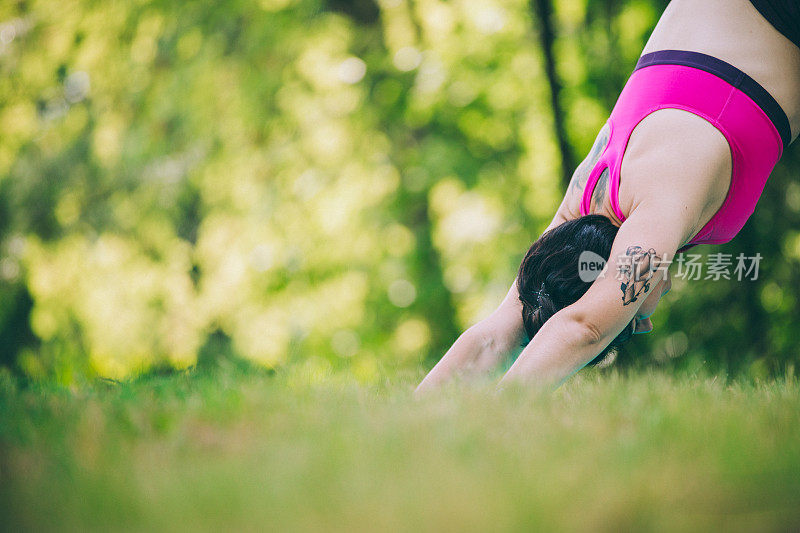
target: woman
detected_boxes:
[416,0,800,392]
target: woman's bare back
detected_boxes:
[644,0,800,136]
[559,0,799,238]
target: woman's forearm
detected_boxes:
[415,323,522,394]
[498,310,608,389]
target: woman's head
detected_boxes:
[516,215,633,365]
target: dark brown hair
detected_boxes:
[517,215,633,365]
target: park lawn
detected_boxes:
[1,365,799,532]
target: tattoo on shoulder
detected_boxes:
[618,246,663,306]
[591,168,609,211]
[568,124,610,194]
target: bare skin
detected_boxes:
[416,0,799,394]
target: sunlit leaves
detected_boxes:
[7,0,789,381]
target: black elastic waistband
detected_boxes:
[635,50,791,149]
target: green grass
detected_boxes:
[2,365,800,532]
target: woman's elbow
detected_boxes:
[559,309,609,347]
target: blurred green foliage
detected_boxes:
[0,0,798,381]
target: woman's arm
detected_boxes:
[499,198,692,388]
[415,209,574,394]
[414,283,525,394]
[415,207,574,394]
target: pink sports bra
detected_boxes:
[579,50,790,250]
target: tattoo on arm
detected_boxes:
[568,124,610,193]
[591,168,609,212]
[618,246,663,305]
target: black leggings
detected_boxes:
[749,0,800,50]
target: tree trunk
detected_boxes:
[531,0,575,190]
